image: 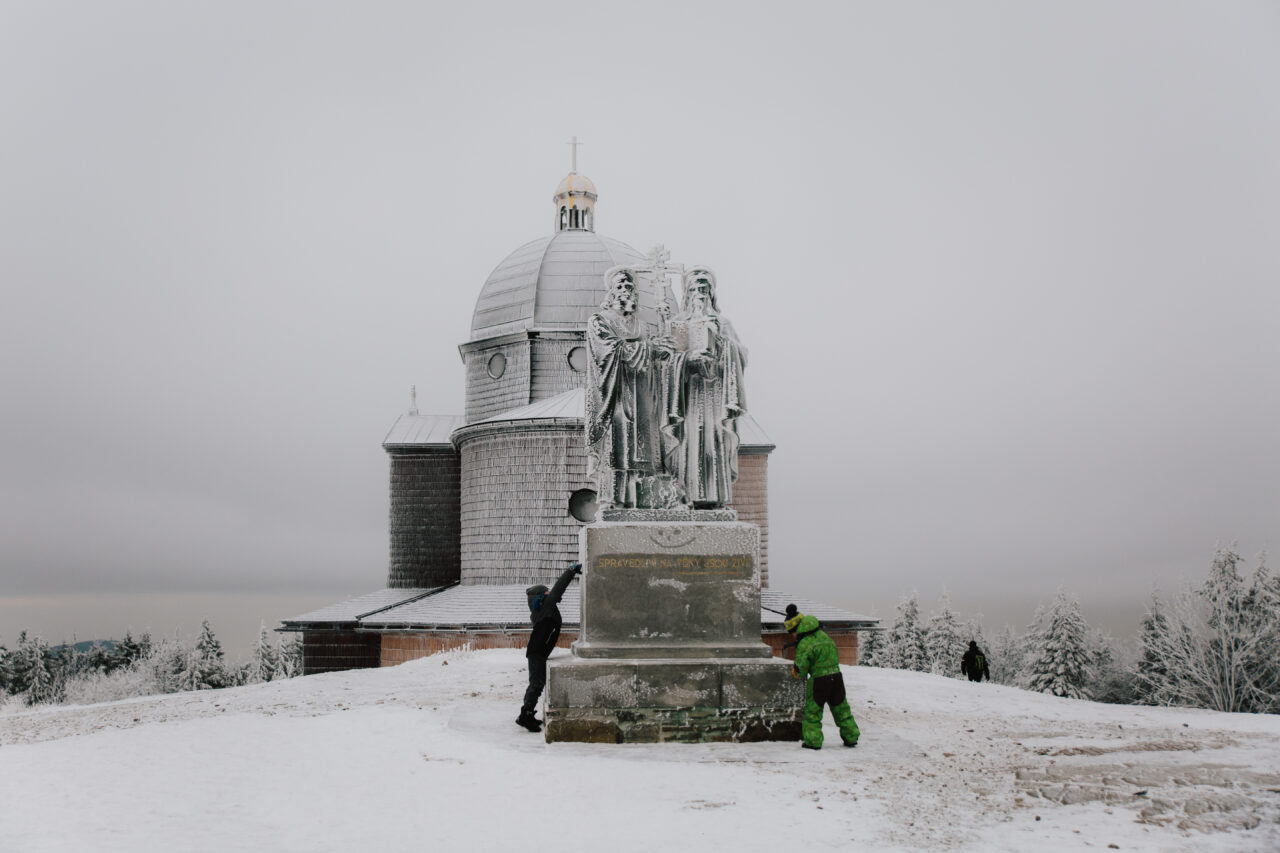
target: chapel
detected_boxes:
[282,155,875,670]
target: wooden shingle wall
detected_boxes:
[729,453,770,586]
[530,335,587,402]
[465,339,531,422]
[459,423,591,585]
[302,631,382,675]
[387,448,461,588]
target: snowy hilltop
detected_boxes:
[2,648,1278,852]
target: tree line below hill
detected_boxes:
[1,621,303,708]
[859,545,1280,714]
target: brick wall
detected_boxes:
[762,629,859,666]
[729,453,770,586]
[465,339,531,422]
[302,631,382,675]
[380,630,579,666]
[387,448,461,588]
[458,423,591,585]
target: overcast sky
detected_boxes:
[2,2,1276,653]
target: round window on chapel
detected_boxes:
[487,352,507,379]
[567,346,588,373]
[568,488,598,523]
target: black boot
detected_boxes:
[516,711,542,732]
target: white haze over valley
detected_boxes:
[1,2,1277,652]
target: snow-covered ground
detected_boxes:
[2,649,1278,852]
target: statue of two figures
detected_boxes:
[584,248,747,511]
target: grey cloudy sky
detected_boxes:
[2,1,1277,653]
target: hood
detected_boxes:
[794,614,821,634]
[526,584,549,612]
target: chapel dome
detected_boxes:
[554,172,597,197]
[469,230,654,340]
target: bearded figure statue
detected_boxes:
[669,267,747,508]
[585,266,685,509]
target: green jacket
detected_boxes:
[791,614,841,680]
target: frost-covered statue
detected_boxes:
[585,266,684,509]
[669,267,747,508]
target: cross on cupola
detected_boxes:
[552,135,598,233]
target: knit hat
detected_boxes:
[784,603,798,621]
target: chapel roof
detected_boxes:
[469,230,653,340]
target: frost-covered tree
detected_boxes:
[0,641,12,694]
[252,624,281,683]
[1139,547,1280,712]
[858,628,883,666]
[986,624,1023,686]
[925,592,966,677]
[1135,592,1169,704]
[24,636,57,705]
[280,633,304,678]
[883,593,930,672]
[1025,589,1093,699]
[191,620,228,690]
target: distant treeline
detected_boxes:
[0,621,303,707]
[860,545,1280,714]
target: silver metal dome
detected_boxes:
[469,230,655,341]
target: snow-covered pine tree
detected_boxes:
[987,624,1023,685]
[1135,591,1170,704]
[858,628,882,666]
[281,633,304,678]
[114,632,142,668]
[884,593,930,672]
[192,620,228,690]
[925,592,966,677]
[1025,589,1093,699]
[0,641,12,694]
[252,623,280,683]
[24,637,56,705]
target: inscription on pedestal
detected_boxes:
[595,554,754,580]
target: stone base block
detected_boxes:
[545,657,802,744]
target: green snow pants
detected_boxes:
[803,672,860,748]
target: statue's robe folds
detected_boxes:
[671,313,747,507]
[585,309,674,508]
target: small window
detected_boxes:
[567,346,588,373]
[568,488,598,523]
[486,352,507,379]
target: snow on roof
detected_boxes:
[760,590,877,627]
[282,588,444,625]
[470,230,653,340]
[474,388,774,449]
[360,583,581,628]
[477,388,583,424]
[383,414,466,447]
[290,585,875,630]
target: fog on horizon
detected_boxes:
[2,2,1277,656]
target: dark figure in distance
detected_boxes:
[961,640,990,682]
[517,562,581,732]
[785,608,860,750]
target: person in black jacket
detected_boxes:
[516,562,581,732]
[960,640,990,682]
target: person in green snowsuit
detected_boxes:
[786,612,860,750]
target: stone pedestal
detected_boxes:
[545,518,802,743]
